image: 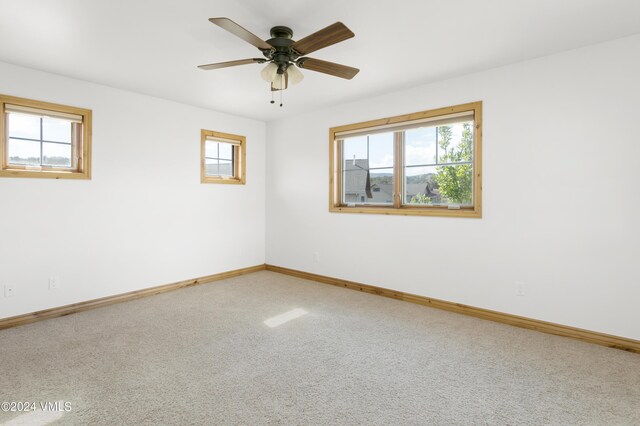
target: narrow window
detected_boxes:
[329,102,482,218]
[201,129,246,184]
[0,94,92,179]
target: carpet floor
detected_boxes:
[1,270,639,425]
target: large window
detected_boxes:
[201,129,246,184]
[0,94,92,179]
[329,102,482,218]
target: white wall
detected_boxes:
[3,34,639,341]
[0,62,266,319]
[266,35,640,340]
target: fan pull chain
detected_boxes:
[270,90,274,104]
[280,89,283,107]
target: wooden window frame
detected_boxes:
[200,129,246,185]
[0,94,92,180]
[329,101,482,218]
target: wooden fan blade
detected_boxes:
[291,22,354,55]
[209,17,272,50]
[297,58,359,79]
[198,58,265,70]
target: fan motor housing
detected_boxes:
[270,26,293,39]
[264,25,298,64]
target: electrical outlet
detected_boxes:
[49,277,60,290]
[4,284,16,297]
[515,281,526,297]
[314,252,320,264]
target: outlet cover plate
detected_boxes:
[4,284,16,297]
[49,277,60,290]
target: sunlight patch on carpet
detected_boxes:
[263,308,308,328]
[2,407,65,426]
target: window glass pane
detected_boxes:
[343,165,393,205]
[343,136,367,168]
[205,158,219,176]
[218,160,233,177]
[8,113,40,140]
[42,117,72,143]
[437,122,474,164]
[205,140,218,159]
[342,133,394,205]
[405,164,473,206]
[405,126,437,166]
[218,142,233,160]
[405,166,438,204]
[369,133,394,168]
[343,161,367,204]
[42,142,72,168]
[205,159,234,177]
[369,167,394,204]
[343,133,394,169]
[8,138,40,165]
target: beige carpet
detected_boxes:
[1,271,639,425]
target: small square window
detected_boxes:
[201,129,245,184]
[1,94,92,179]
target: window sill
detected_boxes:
[201,176,245,185]
[0,169,90,180]
[329,205,481,218]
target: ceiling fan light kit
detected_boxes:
[272,73,287,91]
[198,17,359,106]
[260,63,278,82]
[286,65,304,85]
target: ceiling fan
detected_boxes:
[198,18,359,98]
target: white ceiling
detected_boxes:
[1,0,639,122]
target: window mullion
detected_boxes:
[393,131,403,208]
[338,139,344,206]
[39,117,44,166]
[73,123,80,171]
[1,112,6,169]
